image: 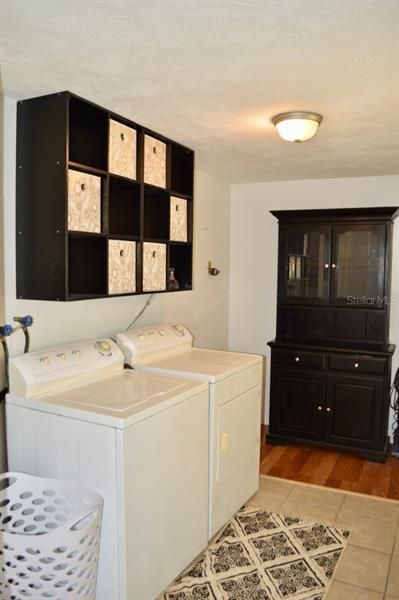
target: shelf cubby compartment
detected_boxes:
[171,143,194,196]
[170,196,188,242]
[144,134,167,189]
[108,177,141,237]
[108,239,136,295]
[143,242,167,292]
[169,243,193,291]
[69,97,108,170]
[108,120,137,180]
[144,186,170,240]
[68,234,107,297]
[67,168,103,234]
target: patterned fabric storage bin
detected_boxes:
[170,196,188,242]
[143,242,166,292]
[68,169,101,233]
[144,135,167,189]
[108,120,137,180]
[108,240,136,295]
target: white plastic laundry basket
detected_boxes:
[0,472,103,600]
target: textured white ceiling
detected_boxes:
[1,0,398,183]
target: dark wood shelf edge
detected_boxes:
[68,161,108,177]
[109,172,140,185]
[269,338,396,356]
[271,207,399,222]
[68,231,107,238]
[170,190,193,200]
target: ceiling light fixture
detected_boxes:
[271,111,323,143]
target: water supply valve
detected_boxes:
[0,324,13,338]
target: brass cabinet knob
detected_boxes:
[326,407,332,412]
[295,356,300,362]
[317,406,323,411]
[331,263,337,269]
[324,263,330,269]
[354,362,359,368]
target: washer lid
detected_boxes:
[54,370,187,411]
[7,370,208,429]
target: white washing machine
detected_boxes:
[6,338,209,600]
[117,323,263,538]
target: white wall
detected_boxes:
[0,96,7,470]
[2,96,231,360]
[229,175,399,426]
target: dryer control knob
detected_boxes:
[72,349,81,357]
[95,340,112,356]
[39,356,49,364]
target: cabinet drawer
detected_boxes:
[68,169,101,233]
[170,196,187,242]
[108,120,137,180]
[143,242,166,292]
[272,349,325,370]
[108,240,136,295]
[328,354,386,375]
[144,135,167,188]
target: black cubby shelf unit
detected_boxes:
[16,91,194,301]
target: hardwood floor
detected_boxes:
[260,428,399,500]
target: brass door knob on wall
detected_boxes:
[208,261,220,276]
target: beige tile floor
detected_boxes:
[250,475,399,600]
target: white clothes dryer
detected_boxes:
[117,323,263,538]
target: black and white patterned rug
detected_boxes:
[161,505,350,600]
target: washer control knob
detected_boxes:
[39,356,49,364]
[172,324,185,337]
[95,340,112,356]
[72,349,80,357]
[56,353,66,360]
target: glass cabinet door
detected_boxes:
[278,225,331,304]
[331,224,386,308]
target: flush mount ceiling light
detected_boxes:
[271,111,323,143]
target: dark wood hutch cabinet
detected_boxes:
[267,207,399,462]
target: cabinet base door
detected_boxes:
[325,375,385,450]
[270,368,324,441]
